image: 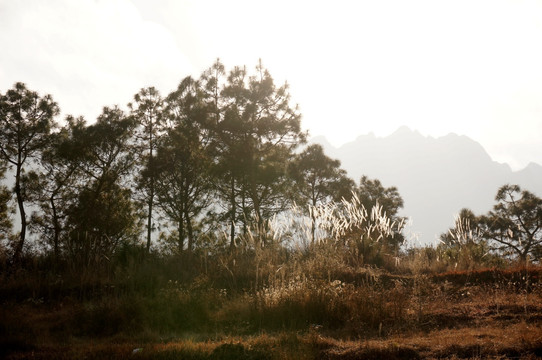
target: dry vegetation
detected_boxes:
[3,74,542,358]
[1,243,541,359]
[1,195,541,359]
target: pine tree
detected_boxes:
[0,83,59,262]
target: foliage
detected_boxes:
[64,107,140,269]
[0,82,59,262]
[289,144,353,207]
[355,176,406,249]
[438,185,542,267]
[3,64,541,295]
[289,144,354,243]
[129,86,165,253]
[303,193,405,267]
[481,184,542,262]
[152,77,213,254]
[208,59,306,246]
[297,176,406,266]
[28,117,83,263]
[438,208,498,270]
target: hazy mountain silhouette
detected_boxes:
[311,126,542,245]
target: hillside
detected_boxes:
[311,126,542,245]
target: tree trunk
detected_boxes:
[519,249,529,264]
[186,211,194,254]
[311,212,316,244]
[249,158,264,245]
[146,189,153,253]
[13,163,26,264]
[229,176,236,249]
[178,219,185,254]
[51,194,60,267]
[146,128,154,254]
[311,196,317,244]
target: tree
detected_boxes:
[129,87,165,253]
[0,83,59,262]
[28,116,84,264]
[344,176,406,265]
[289,144,354,243]
[65,107,139,268]
[198,60,243,246]
[211,60,306,246]
[356,176,405,244]
[153,76,212,254]
[482,184,542,262]
[357,176,404,220]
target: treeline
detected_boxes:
[0,60,541,276]
[438,184,542,268]
[0,60,406,272]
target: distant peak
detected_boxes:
[442,132,459,138]
[393,125,412,134]
[389,126,422,138]
[520,162,542,172]
[355,132,376,141]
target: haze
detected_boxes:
[1,0,542,170]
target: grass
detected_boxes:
[1,265,541,359]
[1,197,541,358]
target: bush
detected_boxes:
[72,297,144,337]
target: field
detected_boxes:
[1,261,541,359]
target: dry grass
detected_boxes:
[319,321,542,359]
[2,197,541,359]
[4,321,541,359]
[2,267,542,359]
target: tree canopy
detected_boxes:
[289,144,354,243]
[0,82,59,262]
[0,61,411,267]
[3,61,539,274]
[482,184,542,261]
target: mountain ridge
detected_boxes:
[310,127,542,245]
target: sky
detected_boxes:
[1,0,542,170]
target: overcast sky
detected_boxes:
[1,0,542,170]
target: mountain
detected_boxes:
[311,126,542,245]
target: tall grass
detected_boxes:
[3,193,542,360]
